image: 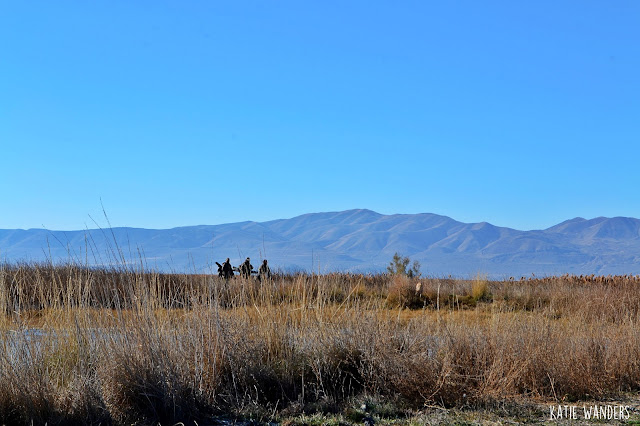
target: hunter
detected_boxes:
[239,257,253,279]
[220,258,234,279]
[258,259,271,281]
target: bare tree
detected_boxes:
[387,252,421,277]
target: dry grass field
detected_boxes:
[1,263,640,424]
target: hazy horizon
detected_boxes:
[2,208,638,233]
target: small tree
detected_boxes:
[387,252,421,277]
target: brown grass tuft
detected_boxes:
[1,262,640,423]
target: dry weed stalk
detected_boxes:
[0,263,639,424]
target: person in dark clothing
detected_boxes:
[258,259,271,281]
[220,258,234,279]
[239,257,253,279]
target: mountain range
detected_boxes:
[2,209,640,277]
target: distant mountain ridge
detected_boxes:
[2,209,640,277]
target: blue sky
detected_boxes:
[2,1,639,231]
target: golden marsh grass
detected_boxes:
[1,263,639,424]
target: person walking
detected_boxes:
[221,258,234,279]
[258,259,271,281]
[239,257,253,279]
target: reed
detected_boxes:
[1,262,639,424]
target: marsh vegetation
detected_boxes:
[1,263,639,424]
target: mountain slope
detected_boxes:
[2,209,640,277]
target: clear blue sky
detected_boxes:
[2,1,639,231]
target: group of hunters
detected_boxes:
[216,257,271,281]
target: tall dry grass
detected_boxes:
[0,262,639,424]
